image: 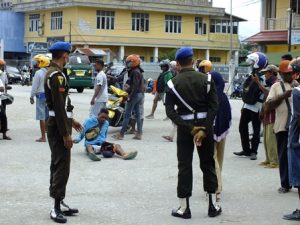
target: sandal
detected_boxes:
[162,136,173,142]
[112,133,124,140]
[88,152,101,161]
[35,138,46,142]
[123,151,138,160]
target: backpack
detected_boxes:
[242,76,262,105]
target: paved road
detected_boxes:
[0,85,298,225]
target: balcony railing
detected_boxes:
[265,14,300,30]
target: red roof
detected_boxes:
[245,30,288,43]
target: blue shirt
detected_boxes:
[74,116,109,146]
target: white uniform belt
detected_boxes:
[180,112,207,120]
[49,110,73,119]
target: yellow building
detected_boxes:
[13,0,245,63]
[246,0,300,63]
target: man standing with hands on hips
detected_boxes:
[45,41,83,224]
[165,47,221,219]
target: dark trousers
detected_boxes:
[276,131,290,188]
[47,117,71,200]
[177,125,218,198]
[239,108,261,155]
[0,101,7,133]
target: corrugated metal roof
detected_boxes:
[245,30,288,43]
[74,48,107,56]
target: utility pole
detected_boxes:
[69,21,72,43]
[288,1,293,52]
[230,0,233,63]
[228,0,235,93]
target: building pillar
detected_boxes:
[119,46,125,62]
[153,47,159,63]
[234,50,239,66]
[205,49,210,60]
[106,50,111,64]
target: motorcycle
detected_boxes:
[230,83,243,99]
[21,70,31,86]
[107,85,128,127]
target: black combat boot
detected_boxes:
[208,193,222,217]
[61,201,79,216]
[171,197,192,219]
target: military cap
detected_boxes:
[49,41,71,53]
[175,47,193,60]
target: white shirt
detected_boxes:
[0,79,3,106]
[94,70,108,103]
[0,70,8,93]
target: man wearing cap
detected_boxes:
[265,60,299,194]
[165,47,221,219]
[255,65,279,168]
[45,41,83,223]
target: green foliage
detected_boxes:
[158,49,177,61]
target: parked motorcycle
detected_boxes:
[107,85,128,127]
[230,83,243,99]
[21,71,31,86]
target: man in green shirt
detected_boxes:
[146,59,173,119]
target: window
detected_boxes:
[132,13,149,32]
[51,11,63,30]
[165,15,182,33]
[210,19,238,34]
[209,57,221,63]
[29,14,40,32]
[292,0,300,14]
[96,10,115,30]
[195,17,206,35]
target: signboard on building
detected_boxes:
[0,1,12,10]
[27,42,48,54]
[291,29,300,45]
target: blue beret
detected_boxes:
[175,47,193,60]
[49,41,71,53]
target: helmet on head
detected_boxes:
[199,60,212,73]
[170,61,177,68]
[279,60,293,74]
[290,57,300,74]
[33,54,50,68]
[246,52,268,70]
[125,54,141,69]
[159,59,170,67]
[0,59,6,66]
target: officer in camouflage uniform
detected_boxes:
[45,42,82,224]
[165,47,222,219]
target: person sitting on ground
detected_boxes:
[73,108,138,161]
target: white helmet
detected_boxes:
[170,61,177,69]
[246,52,268,70]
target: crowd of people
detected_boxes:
[1,41,300,223]
[233,52,300,221]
